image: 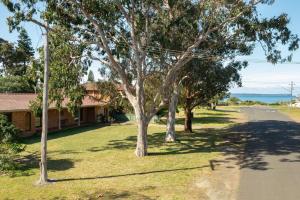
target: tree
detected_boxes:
[165,82,179,142]
[0,36,38,93]
[1,0,52,185]
[165,1,299,139]
[0,75,35,93]
[180,59,243,133]
[47,27,88,129]
[87,70,95,82]
[0,38,17,76]
[15,28,34,76]
[0,30,34,76]
[49,0,299,157]
[92,80,134,122]
[227,97,241,105]
[209,92,229,110]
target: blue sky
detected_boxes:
[231,0,300,95]
[1,1,300,95]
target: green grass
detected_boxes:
[0,106,244,200]
[272,105,300,122]
[159,106,243,129]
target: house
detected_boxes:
[0,93,109,137]
[84,82,102,99]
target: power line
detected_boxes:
[240,58,300,65]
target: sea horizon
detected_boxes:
[230,93,295,104]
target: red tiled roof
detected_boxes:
[0,93,106,112]
[83,82,125,92]
[83,82,98,91]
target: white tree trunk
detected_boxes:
[133,76,149,157]
[135,111,149,157]
[165,86,178,142]
[38,23,49,185]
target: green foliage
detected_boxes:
[87,70,95,82]
[156,107,169,118]
[16,29,34,58]
[66,85,86,116]
[44,0,299,127]
[226,97,241,105]
[0,31,36,93]
[95,81,133,114]
[179,59,243,112]
[28,27,88,116]
[0,114,24,173]
[0,75,35,93]
[49,27,88,115]
[0,29,34,76]
[0,38,15,76]
[15,28,34,76]
[239,100,267,106]
[29,94,43,117]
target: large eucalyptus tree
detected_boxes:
[47,0,298,157]
[165,3,299,140]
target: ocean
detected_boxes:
[231,93,294,104]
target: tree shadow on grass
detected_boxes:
[90,119,300,172]
[175,116,236,125]
[158,115,236,126]
[78,187,157,200]
[46,187,157,200]
[213,109,238,113]
[128,119,300,172]
[196,112,230,116]
[55,165,208,183]
[13,152,76,177]
[55,127,229,183]
[87,126,240,156]
[99,190,155,200]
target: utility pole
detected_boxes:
[289,81,295,105]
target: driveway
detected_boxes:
[237,107,300,200]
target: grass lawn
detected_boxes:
[272,106,300,122]
[0,106,244,200]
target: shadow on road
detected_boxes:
[230,120,300,170]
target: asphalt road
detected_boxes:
[237,107,300,200]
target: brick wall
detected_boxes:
[11,111,35,137]
[48,109,59,129]
[61,109,76,127]
[5,105,103,137]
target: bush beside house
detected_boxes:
[0,114,24,173]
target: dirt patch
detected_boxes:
[192,109,247,200]
[194,149,241,200]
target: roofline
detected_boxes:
[0,104,106,113]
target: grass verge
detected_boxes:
[272,106,300,122]
[0,106,244,200]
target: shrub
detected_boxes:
[0,114,24,173]
[226,97,241,105]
